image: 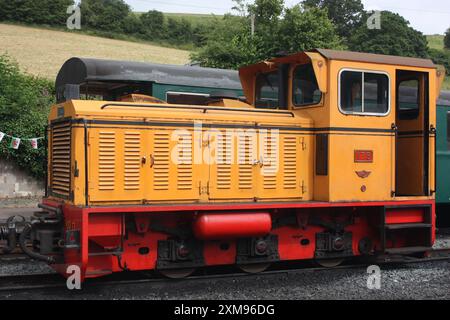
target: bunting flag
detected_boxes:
[30,138,38,150]
[10,137,21,150]
[0,130,44,150]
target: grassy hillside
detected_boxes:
[0,23,190,80]
[427,35,445,50]
[164,13,222,25]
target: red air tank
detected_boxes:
[193,212,272,240]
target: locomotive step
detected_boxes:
[385,246,432,255]
[385,223,432,230]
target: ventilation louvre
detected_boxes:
[98,131,116,191]
[153,132,170,191]
[124,132,141,191]
[51,121,72,197]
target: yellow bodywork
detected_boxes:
[47,50,440,206]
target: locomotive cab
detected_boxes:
[240,49,442,203]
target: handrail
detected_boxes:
[100,103,295,117]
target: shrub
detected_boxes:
[0,55,54,180]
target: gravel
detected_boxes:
[1,260,449,300]
[0,258,54,277]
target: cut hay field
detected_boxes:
[0,23,191,80]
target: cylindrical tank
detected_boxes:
[193,212,272,240]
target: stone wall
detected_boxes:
[0,159,44,199]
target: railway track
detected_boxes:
[0,248,449,294]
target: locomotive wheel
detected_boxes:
[238,263,271,274]
[159,268,196,279]
[315,258,345,268]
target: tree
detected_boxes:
[302,0,364,38]
[445,28,450,50]
[192,1,343,69]
[79,0,131,33]
[122,13,143,36]
[0,0,74,25]
[139,10,166,40]
[347,11,429,58]
[279,5,342,53]
[429,49,450,77]
[166,18,193,44]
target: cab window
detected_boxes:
[293,63,322,107]
[340,70,389,115]
[398,79,420,119]
[255,71,279,109]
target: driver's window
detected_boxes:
[293,63,322,107]
[255,72,279,109]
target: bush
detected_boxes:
[0,55,54,180]
[192,3,343,70]
[79,0,131,33]
[429,48,450,77]
[0,0,74,26]
[445,28,450,50]
[348,11,429,58]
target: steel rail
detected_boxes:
[0,251,449,294]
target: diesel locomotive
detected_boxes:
[23,49,446,280]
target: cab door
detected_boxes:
[395,70,430,196]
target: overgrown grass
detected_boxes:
[0,23,190,80]
[164,13,223,26]
[0,20,196,51]
[427,35,445,50]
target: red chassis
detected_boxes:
[41,198,436,281]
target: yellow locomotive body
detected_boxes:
[34,49,445,279]
[48,50,442,206]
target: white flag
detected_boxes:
[10,137,21,150]
[0,132,4,143]
[31,138,38,149]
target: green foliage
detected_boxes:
[0,0,74,26]
[0,55,54,180]
[429,48,450,77]
[192,1,343,69]
[279,6,342,53]
[347,11,429,58]
[427,35,445,51]
[302,0,364,39]
[445,28,450,50]
[139,10,165,40]
[79,0,131,33]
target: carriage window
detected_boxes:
[255,72,279,109]
[166,92,209,105]
[340,70,389,115]
[293,63,322,107]
[398,79,420,119]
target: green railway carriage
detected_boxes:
[55,58,244,105]
[437,91,450,225]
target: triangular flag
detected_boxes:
[31,138,38,149]
[10,137,21,150]
[0,132,4,143]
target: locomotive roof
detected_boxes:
[55,57,242,91]
[315,49,437,69]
